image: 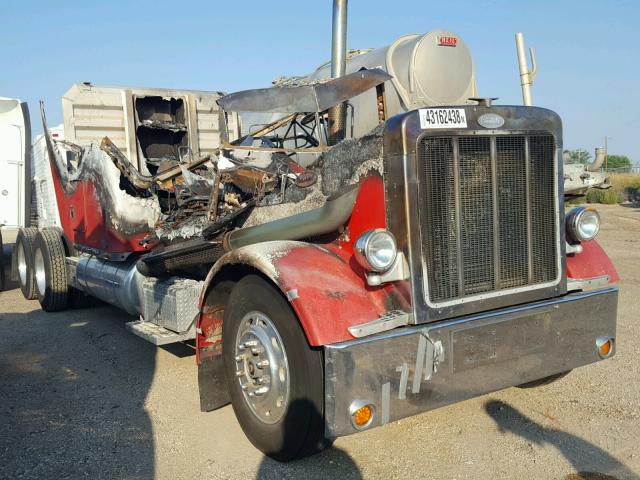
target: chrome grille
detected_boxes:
[418,134,558,304]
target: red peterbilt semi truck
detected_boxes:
[13,12,619,464]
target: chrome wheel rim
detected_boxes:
[234,311,290,424]
[34,248,46,296]
[17,242,28,287]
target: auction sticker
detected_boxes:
[419,108,467,129]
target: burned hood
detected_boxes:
[217,68,391,113]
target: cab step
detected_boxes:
[125,319,195,346]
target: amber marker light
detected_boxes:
[596,336,614,358]
[349,401,375,430]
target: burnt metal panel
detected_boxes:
[217,69,392,114]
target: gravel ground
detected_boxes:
[1,204,639,480]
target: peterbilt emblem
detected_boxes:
[477,113,505,129]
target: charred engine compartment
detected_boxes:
[43,70,390,280]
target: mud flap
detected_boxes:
[198,348,230,412]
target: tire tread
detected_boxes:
[35,228,69,312]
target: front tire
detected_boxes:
[33,229,69,312]
[15,227,39,299]
[222,275,327,461]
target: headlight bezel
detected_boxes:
[354,229,398,273]
[566,206,601,243]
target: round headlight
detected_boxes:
[566,207,600,243]
[354,229,397,273]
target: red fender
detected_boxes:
[566,239,619,283]
[197,240,410,348]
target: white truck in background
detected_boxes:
[0,97,31,289]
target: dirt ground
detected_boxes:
[1,204,639,480]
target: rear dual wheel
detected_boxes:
[33,229,69,312]
[222,275,329,461]
[15,227,38,299]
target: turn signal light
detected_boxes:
[596,336,614,358]
[349,401,375,430]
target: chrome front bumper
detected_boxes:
[324,287,618,438]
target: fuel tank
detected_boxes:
[308,29,478,138]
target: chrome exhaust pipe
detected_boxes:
[586,147,607,172]
[328,0,348,144]
[515,32,537,106]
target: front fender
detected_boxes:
[199,240,409,346]
[566,239,619,283]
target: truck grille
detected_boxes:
[417,134,558,304]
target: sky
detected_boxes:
[2,0,639,163]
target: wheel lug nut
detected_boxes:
[248,392,255,398]
[244,340,258,347]
[235,355,243,362]
[235,370,245,377]
[241,384,249,391]
[254,386,269,396]
[257,360,269,368]
[251,347,264,355]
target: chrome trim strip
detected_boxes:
[525,136,534,282]
[452,137,464,291]
[490,136,501,289]
[567,275,610,292]
[348,310,411,338]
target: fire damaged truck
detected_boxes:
[12,3,619,462]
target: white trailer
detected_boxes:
[62,83,239,175]
[0,97,31,289]
[0,97,31,229]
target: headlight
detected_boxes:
[566,207,600,242]
[354,229,397,272]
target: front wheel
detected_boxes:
[222,275,328,461]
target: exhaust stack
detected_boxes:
[586,147,607,172]
[515,32,537,106]
[328,0,348,144]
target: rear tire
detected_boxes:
[33,228,69,312]
[222,275,328,461]
[15,227,39,299]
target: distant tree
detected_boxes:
[564,149,592,165]
[605,154,632,170]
